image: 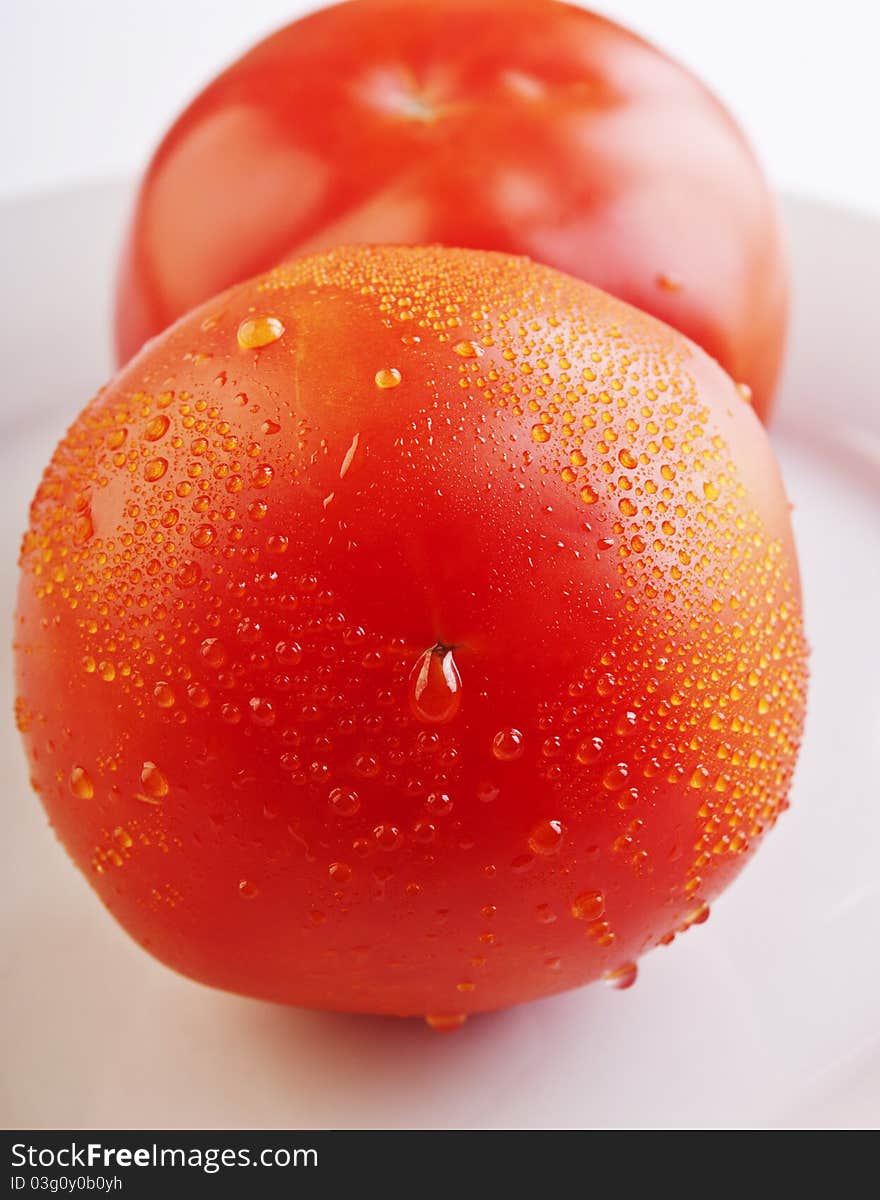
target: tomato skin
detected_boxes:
[18,247,807,1017]
[115,0,787,420]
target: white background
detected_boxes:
[1,0,880,1133]
[1,0,879,215]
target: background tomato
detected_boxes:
[17,246,807,1021]
[115,0,788,419]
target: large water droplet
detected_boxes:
[190,525,215,548]
[153,681,176,708]
[69,766,94,799]
[73,512,94,544]
[571,890,605,921]
[374,367,402,389]
[328,787,360,816]
[237,316,284,350]
[199,638,227,668]
[492,728,525,761]
[140,761,169,800]
[144,413,170,442]
[408,644,461,724]
[328,862,352,884]
[144,457,168,482]
[373,823,402,851]
[603,962,638,990]
[528,818,565,856]
[425,1013,467,1033]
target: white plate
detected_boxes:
[0,183,877,1131]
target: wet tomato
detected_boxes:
[115,0,787,419]
[17,246,807,1022]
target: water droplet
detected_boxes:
[250,463,274,489]
[531,424,551,443]
[144,413,170,442]
[602,763,629,790]
[416,730,440,754]
[238,879,259,899]
[571,890,605,921]
[191,524,215,548]
[703,480,720,501]
[580,484,599,505]
[69,766,94,799]
[492,728,525,761]
[425,1013,467,1033]
[409,644,461,724]
[684,902,710,927]
[153,681,175,708]
[328,787,360,816]
[604,962,638,990]
[373,823,402,851]
[576,736,604,765]
[199,637,227,668]
[237,315,284,350]
[329,862,352,884]
[656,272,683,292]
[374,367,402,389]
[618,787,639,810]
[424,791,453,816]
[615,710,637,736]
[275,640,302,666]
[619,498,638,517]
[249,696,276,727]
[73,512,93,544]
[528,818,565,856]
[618,448,638,469]
[353,753,381,779]
[453,340,482,358]
[175,561,201,587]
[140,761,169,799]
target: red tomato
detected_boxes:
[17,247,807,1022]
[115,0,787,419]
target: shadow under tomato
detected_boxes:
[222,987,606,1129]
